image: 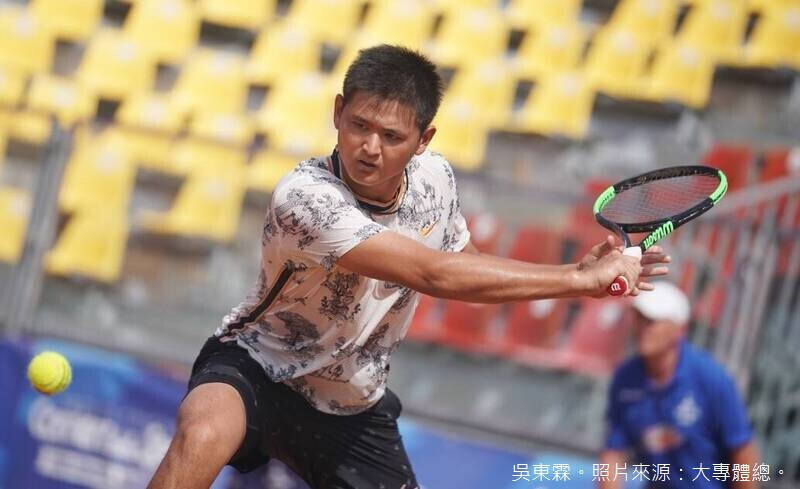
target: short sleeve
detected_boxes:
[272,178,387,270]
[605,375,632,450]
[714,372,753,451]
[438,155,470,252]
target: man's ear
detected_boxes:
[333,94,344,130]
[415,125,436,156]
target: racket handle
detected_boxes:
[608,247,643,296]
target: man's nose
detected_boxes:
[362,133,381,157]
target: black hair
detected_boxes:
[342,44,443,132]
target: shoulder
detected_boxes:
[273,156,355,204]
[411,150,458,189]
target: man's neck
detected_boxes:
[644,347,680,388]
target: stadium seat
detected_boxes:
[0,66,27,106]
[564,299,634,376]
[701,143,753,191]
[430,97,489,171]
[439,300,504,355]
[0,186,31,264]
[504,0,582,31]
[585,28,652,100]
[466,213,504,254]
[45,209,128,283]
[76,28,157,101]
[255,72,335,156]
[138,168,246,243]
[678,0,748,63]
[5,110,51,145]
[645,42,714,108]
[247,150,300,194]
[513,72,595,139]
[167,138,248,176]
[58,131,136,212]
[115,93,184,169]
[507,225,563,264]
[189,112,255,146]
[512,22,587,80]
[171,49,248,116]
[31,0,103,42]
[406,294,443,343]
[740,4,800,70]
[124,0,199,64]
[247,21,321,86]
[358,0,436,50]
[425,7,508,68]
[445,59,516,128]
[606,0,680,43]
[0,5,55,75]
[198,0,275,30]
[27,74,96,125]
[283,0,362,45]
[504,298,570,352]
[760,148,799,182]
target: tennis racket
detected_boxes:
[593,165,728,296]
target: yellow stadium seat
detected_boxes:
[678,0,748,63]
[0,186,31,264]
[138,168,246,243]
[0,128,7,161]
[0,66,27,106]
[747,0,796,13]
[45,209,128,283]
[359,0,436,50]
[446,59,516,128]
[27,75,96,126]
[606,0,680,43]
[0,5,55,75]
[189,112,255,146]
[8,110,51,145]
[116,92,185,133]
[504,0,582,31]
[167,138,248,176]
[248,150,299,193]
[585,28,652,99]
[512,22,587,79]
[284,0,362,45]
[645,42,714,108]
[171,50,248,116]
[431,98,489,172]
[514,72,594,139]
[76,29,157,101]
[741,4,800,69]
[31,0,103,41]
[246,21,321,86]
[58,131,136,212]
[124,0,199,64]
[198,0,275,30]
[425,7,509,68]
[431,0,498,14]
[110,127,171,171]
[256,72,335,156]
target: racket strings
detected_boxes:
[600,174,720,224]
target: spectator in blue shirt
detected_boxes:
[598,282,761,489]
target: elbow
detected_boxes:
[415,254,461,299]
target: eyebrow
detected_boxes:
[351,115,410,138]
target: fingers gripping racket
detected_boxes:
[593,165,728,296]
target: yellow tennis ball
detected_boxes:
[27,351,72,395]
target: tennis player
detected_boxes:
[148,45,670,489]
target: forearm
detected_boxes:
[731,443,761,489]
[597,451,626,489]
[423,251,586,303]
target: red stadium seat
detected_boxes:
[508,225,563,264]
[466,212,504,254]
[701,143,754,191]
[564,299,634,377]
[407,294,443,343]
[439,300,503,355]
[760,147,799,182]
[503,298,569,351]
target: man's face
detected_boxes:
[632,310,684,358]
[333,91,435,199]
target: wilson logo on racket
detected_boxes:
[643,221,675,250]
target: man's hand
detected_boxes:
[577,235,670,297]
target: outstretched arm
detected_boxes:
[338,231,666,303]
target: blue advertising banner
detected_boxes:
[0,337,605,489]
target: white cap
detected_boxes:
[632,281,690,326]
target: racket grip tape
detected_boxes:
[608,247,643,296]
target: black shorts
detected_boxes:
[188,336,419,489]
